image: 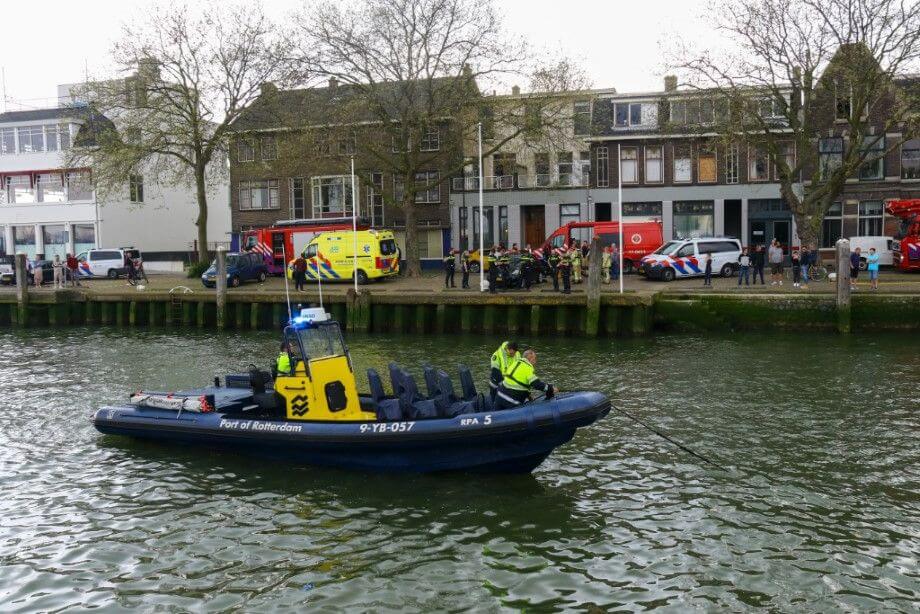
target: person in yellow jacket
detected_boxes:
[602,246,612,284]
[495,349,555,410]
[571,246,582,283]
[489,340,520,401]
[276,341,293,376]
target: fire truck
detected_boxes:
[241,217,371,276]
[885,199,920,272]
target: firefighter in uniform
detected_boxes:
[443,249,456,288]
[489,340,520,402]
[496,249,511,290]
[495,349,555,410]
[487,248,498,293]
[559,249,572,293]
[602,246,612,284]
[548,249,561,291]
[519,249,535,290]
[571,246,582,284]
[461,250,471,289]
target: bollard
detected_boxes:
[215,248,227,329]
[836,238,851,334]
[14,253,28,327]
[586,238,602,336]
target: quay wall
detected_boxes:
[1,290,919,336]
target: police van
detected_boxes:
[76,247,141,279]
[287,229,400,284]
[640,237,742,282]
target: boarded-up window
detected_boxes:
[698,148,717,183]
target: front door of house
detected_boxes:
[522,206,546,249]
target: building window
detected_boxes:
[645,146,662,183]
[774,142,796,180]
[18,126,44,153]
[615,102,645,128]
[725,144,739,184]
[902,139,920,179]
[748,146,769,181]
[311,176,353,216]
[673,201,715,238]
[37,173,65,203]
[239,179,280,211]
[687,99,715,125]
[623,202,663,219]
[557,152,573,186]
[577,151,591,186]
[535,153,551,187]
[698,146,717,183]
[858,136,884,181]
[473,206,494,248]
[835,85,852,121]
[42,225,69,259]
[818,138,844,181]
[338,135,356,155]
[596,147,609,187]
[415,171,440,203]
[560,204,580,227]
[620,147,638,184]
[60,125,71,150]
[420,127,440,152]
[66,171,93,201]
[237,138,255,162]
[669,100,687,125]
[8,175,34,203]
[14,226,36,258]
[74,224,96,253]
[290,178,305,219]
[368,172,384,226]
[498,206,509,247]
[458,205,468,249]
[673,144,692,183]
[858,201,884,236]
[261,136,277,161]
[391,134,409,153]
[0,128,15,155]
[822,202,843,247]
[129,174,144,203]
[573,101,591,136]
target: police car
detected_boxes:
[640,237,742,282]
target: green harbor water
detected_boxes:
[0,328,918,612]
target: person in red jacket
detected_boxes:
[65,253,81,287]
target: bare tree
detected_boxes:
[282,0,587,277]
[68,2,295,263]
[670,0,920,248]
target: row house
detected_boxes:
[229,80,458,266]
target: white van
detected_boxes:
[76,248,137,278]
[640,237,743,282]
[848,236,894,269]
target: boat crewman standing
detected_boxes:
[495,349,555,410]
[276,341,293,376]
[489,340,520,401]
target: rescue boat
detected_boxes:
[92,309,610,473]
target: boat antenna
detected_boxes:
[281,242,292,323]
[316,252,324,310]
[612,404,729,471]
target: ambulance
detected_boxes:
[287,229,400,283]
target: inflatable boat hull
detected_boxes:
[93,392,610,473]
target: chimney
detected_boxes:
[664,75,678,92]
[512,85,520,96]
[260,82,277,97]
[329,77,339,89]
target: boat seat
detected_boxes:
[367,368,387,402]
[398,368,439,420]
[423,365,440,398]
[388,362,406,397]
[366,368,401,421]
[458,365,477,400]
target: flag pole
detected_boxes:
[351,156,358,293]
[618,143,624,295]
[478,122,485,292]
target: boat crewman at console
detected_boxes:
[495,349,555,410]
[276,341,293,376]
[489,341,520,401]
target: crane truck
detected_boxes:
[885,199,920,272]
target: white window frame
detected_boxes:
[673,144,692,184]
[620,147,638,184]
[238,179,280,211]
[289,177,305,219]
[18,126,44,153]
[420,127,440,152]
[857,200,884,236]
[311,175,354,216]
[669,100,687,125]
[414,170,440,203]
[725,144,740,184]
[902,139,920,180]
[858,136,884,181]
[237,138,255,162]
[596,146,609,187]
[0,128,16,155]
[129,174,144,203]
[261,135,277,161]
[644,146,663,184]
[748,146,769,182]
[367,172,385,227]
[573,101,592,136]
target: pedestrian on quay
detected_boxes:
[849,247,861,291]
[768,239,784,286]
[571,245,582,284]
[66,253,81,287]
[703,251,713,286]
[800,245,812,289]
[443,249,457,288]
[791,249,802,288]
[292,253,307,291]
[32,255,43,287]
[52,254,65,289]
[867,247,880,290]
[559,250,572,294]
[751,244,766,285]
[461,250,471,289]
[737,247,751,287]
[610,243,620,282]
[601,246,612,284]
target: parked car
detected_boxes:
[641,237,743,282]
[76,248,142,279]
[848,236,895,270]
[201,252,269,288]
[1,259,55,286]
[0,256,14,285]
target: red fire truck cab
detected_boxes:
[241,217,371,275]
[885,200,920,272]
[542,220,664,273]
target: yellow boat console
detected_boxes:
[275,308,376,422]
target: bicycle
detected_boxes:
[785,263,829,282]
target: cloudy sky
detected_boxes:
[0,0,709,110]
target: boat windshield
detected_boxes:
[291,321,347,362]
[652,241,681,255]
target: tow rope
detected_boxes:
[612,404,728,471]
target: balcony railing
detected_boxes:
[451,174,590,192]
